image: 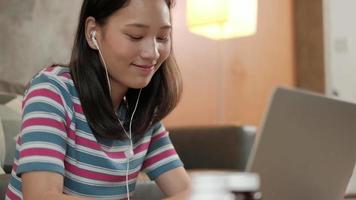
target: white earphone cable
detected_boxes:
[92,32,142,200]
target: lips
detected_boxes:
[133,64,154,69]
[132,63,155,75]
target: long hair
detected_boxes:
[69,0,181,140]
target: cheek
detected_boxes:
[108,37,139,60]
[159,45,171,61]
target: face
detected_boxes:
[90,0,172,94]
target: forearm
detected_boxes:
[41,191,96,200]
[162,188,191,200]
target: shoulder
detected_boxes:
[24,65,75,109]
[28,65,72,88]
[146,122,165,136]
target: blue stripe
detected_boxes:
[8,174,22,191]
[21,132,66,147]
[146,160,183,180]
[16,162,64,176]
[147,134,172,153]
[74,118,94,133]
[64,177,136,196]
[31,72,74,111]
[23,102,65,119]
[66,147,146,170]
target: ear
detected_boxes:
[85,16,98,50]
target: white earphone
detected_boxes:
[89,30,141,200]
[90,31,99,49]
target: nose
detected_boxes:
[141,39,160,61]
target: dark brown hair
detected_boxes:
[69,0,181,140]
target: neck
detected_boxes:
[109,79,128,111]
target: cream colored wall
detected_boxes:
[0,0,81,86]
[164,0,296,127]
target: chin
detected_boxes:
[129,80,152,89]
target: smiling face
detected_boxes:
[88,0,172,96]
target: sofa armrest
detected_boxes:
[0,174,10,199]
[168,125,256,170]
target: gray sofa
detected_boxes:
[133,125,257,199]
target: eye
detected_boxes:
[127,34,143,41]
[157,35,170,42]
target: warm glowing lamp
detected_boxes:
[187,0,258,40]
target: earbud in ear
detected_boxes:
[90,31,99,49]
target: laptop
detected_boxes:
[246,87,356,200]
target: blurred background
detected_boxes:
[0,0,355,128]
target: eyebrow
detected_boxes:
[125,23,172,29]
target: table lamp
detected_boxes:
[187,0,258,40]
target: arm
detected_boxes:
[142,123,190,199]
[155,167,191,200]
[18,72,90,200]
[22,172,94,200]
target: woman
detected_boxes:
[5,0,190,199]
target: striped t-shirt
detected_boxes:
[5,65,183,199]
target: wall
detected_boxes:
[323,0,356,103]
[0,0,296,128]
[0,0,81,87]
[323,0,356,195]
[294,0,325,93]
[164,0,295,127]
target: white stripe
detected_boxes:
[64,157,134,176]
[22,111,64,122]
[72,97,80,104]
[65,171,136,187]
[153,125,166,136]
[144,154,180,172]
[146,145,174,158]
[74,112,86,122]
[63,187,129,200]
[7,184,23,198]
[19,156,64,167]
[20,141,66,154]
[11,170,21,182]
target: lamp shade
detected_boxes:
[187,0,258,40]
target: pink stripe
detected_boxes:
[20,148,64,160]
[105,151,126,159]
[142,149,177,169]
[66,132,127,159]
[65,161,139,182]
[22,118,66,131]
[73,103,83,114]
[44,65,55,72]
[151,130,167,144]
[24,88,63,107]
[5,188,21,200]
[133,142,150,154]
[65,114,71,130]
[67,128,76,140]
[60,72,72,79]
[75,135,102,151]
[12,163,18,172]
